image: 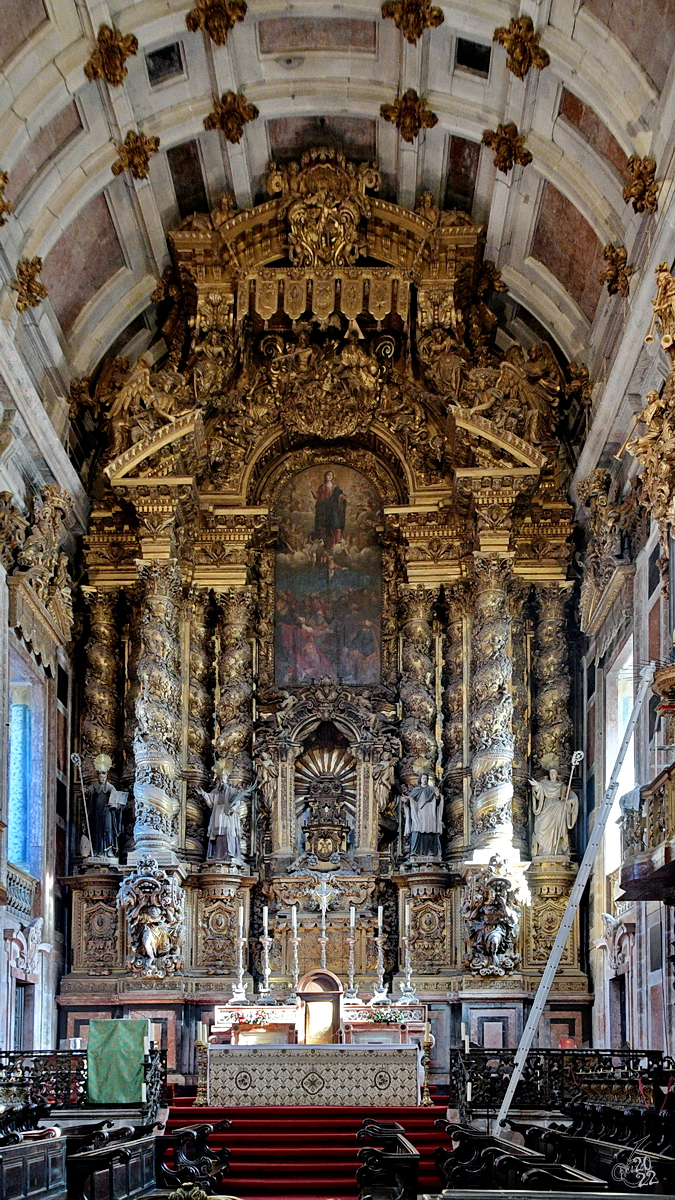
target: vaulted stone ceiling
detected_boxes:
[0,0,674,485]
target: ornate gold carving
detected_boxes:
[11,257,48,312]
[381,0,443,44]
[462,857,520,975]
[628,377,675,539]
[122,584,143,786]
[442,585,468,858]
[15,485,73,634]
[577,468,631,632]
[204,91,258,143]
[525,858,578,969]
[185,591,211,858]
[133,562,183,856]
[493,15,550,79]
[0,492,27,570]
[81,589,119,777]
[117,855,184,977]
[84,25,138,87]
[623,155,658,215]
[599,244,633,298]
[0,171,12,226]
[197,894,236,970]
[509,578,530,855]
[112,130,160,180]
[532,583,572,779]
[267,148,380,267]
[215,589,254,790]
[645,261,675,357]
[470,556,513,852]
[380,90,438,143]
[482,122,532,174]
[185,0,247,45]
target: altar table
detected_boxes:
[207,1043,420,1106]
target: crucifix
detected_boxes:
[314,875,337,969]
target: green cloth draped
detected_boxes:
[87,1019,148,1103]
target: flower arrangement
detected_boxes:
[367,1008,405,1024]
[228,1010,268,1026]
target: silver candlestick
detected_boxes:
[319,902,328,970]
[396,933,418,1003]
[229,935,248,1005]
[345,932,358,1000]
[288,935,300,1000]
[258,935,273,999]
[371,933,390,1005]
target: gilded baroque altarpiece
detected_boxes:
[58,149,589,1072]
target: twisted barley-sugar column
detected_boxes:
[532,582,573,776]
[509,578,531,856]
[185,589,211,858]
[398,585,438,783]
[214,587,254,788]
[121,582,143,786]
[470,556,514,855]
[81,588,119,776]
[442,585,468,859]
[132,561,183,857]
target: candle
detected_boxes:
[263,905,268,936]
[350,905,355,932]
[291,905,297,935]
[424,1020,430,1041]
[461,1021,466,1039]
[466,1082,472,1102]
[404,903,410,936]
[464,1033,470,1054]
[238,905,244,936]
[377,904,383,934]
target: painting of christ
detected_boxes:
[274,464,381,687]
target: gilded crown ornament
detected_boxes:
[380,89,438,143]
[0,171,11,226]
[185,0,247,45]
[482,121,532,174]
[381,0,443,44]
[493,15,550,80]
[623,155,659,215]
[11,257,48,312]
[599,244,633,298]
[112,130,160,180]
[84,24,139,87]
[204,91,259,143]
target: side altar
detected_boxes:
[60,146,591,1090]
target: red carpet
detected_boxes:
[168,1098,447,1197]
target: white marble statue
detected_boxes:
[198,763,254,862]
[529,767,578,857]
[404,773,443,856]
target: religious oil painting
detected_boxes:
[274,465,382,686]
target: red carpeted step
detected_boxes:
[167,1103,445,1196]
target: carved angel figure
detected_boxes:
[117,855,184,978]
[462,858,520,975]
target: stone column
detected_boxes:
[509,579,531,858]
[470,555,514,858]
[184,590,211,860]
[214,588,254,857]
[532,583,573,775]
[399,585,437,783]
[442,585,468,859]
[132,561,183,863]
[81,588,119,777]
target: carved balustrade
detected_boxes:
[6,864,37,925]
[0,1049,166,1119]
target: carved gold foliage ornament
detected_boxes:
[204,91,259,143]
[0,171,12,226]
[623,155,658,215]
[11,257,48,312]
[599,244,634,298]
[380,89,438,143]
[112,130,160,179]
[381,0,443,44]
[185,0,247,45]
[84,25,139,87]
[493,15,550,80]
[267,147,380,268]
[482,122,532,174]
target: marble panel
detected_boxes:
[268,116,376,162]
[559,88,628,177]
[259,18,376,54]
[0,0,46,70]
[6,103,82,206]
[42,193,125,334]
[584,0,675,92]
[208,1043,419,1105]
[530,181,604,322]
